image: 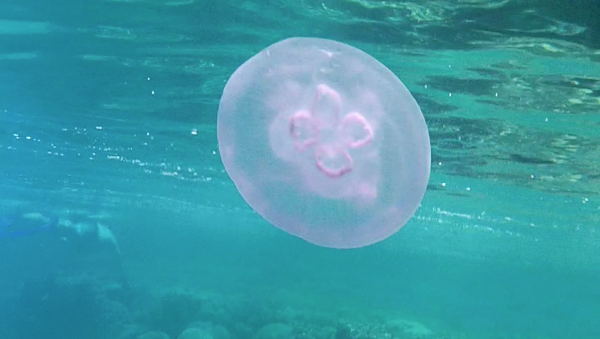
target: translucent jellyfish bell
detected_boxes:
[217,37,431,249]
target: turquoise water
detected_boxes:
[1,1,599,339]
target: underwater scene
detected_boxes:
[1,0,599,338]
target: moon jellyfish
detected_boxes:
[217,37,431,249]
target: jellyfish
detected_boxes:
[217,37,431,249]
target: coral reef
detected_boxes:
[10,274,131,339]
[0,275,487,339]
[177,327,213,339]
[141,291,205,338]
[252,323,293,339]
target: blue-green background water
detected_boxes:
[1,1,599,339]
